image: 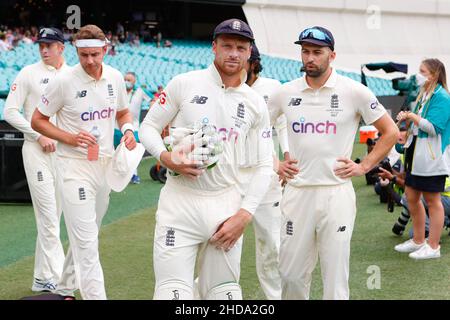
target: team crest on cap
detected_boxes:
[232,20,242,31]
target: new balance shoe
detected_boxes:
[409,243,441,260]
[130,174,141,184]
[31,279,57,293]
[394,239,425,253]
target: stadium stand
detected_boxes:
[0,40,398,120]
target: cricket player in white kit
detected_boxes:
[243,44,288,300]
[31,25,137,300]
[3,27,69,292]
[139,19,273,300]
[268,26,398,300]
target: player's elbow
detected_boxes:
[30,109,45,132]
[3,108,13,123]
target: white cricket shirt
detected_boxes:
[268,69,386,187]
[37,63,128,159]
[4,60,71,141]
[251,76,288,153]
[140,64,274,213]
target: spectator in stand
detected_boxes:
[163,39,172,48]
[0,33,11,51]
[31,26,39,42]
[21,31,33,44]
[133,35,140,47]
[155,30,162,48]
[116,22,124,36]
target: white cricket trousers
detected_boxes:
[252,174,282,300]
[54,157,111,300]
[153,179,243,300]
[279,182,356,300]
[22,140,64,284]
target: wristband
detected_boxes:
[121,123,134,135]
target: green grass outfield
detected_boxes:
[0,143,449,300]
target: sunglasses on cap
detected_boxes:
[39,28,58,37]
[300,28,332,42]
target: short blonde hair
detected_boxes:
[74,24,105,41]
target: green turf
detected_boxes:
[1,143,450,300]
[0,157,162,267]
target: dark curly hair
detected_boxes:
[249,58,263,75]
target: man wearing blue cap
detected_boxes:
[140,18,273,300]
[3,27,70,293]
[268,26,399,299]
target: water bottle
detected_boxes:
[87,126,101,161]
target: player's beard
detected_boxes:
[304,63,327,78]
[216,59,244,77]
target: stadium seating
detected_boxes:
[0,40,398,118]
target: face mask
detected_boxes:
[395,143,405,154]
[415,73,427,87]
[125,80,134,90]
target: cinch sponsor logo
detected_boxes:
[41,95,49,106]
[81,107,114,121]
[262,130,271,139]
[217,127,239,143]
[292,117,337,135]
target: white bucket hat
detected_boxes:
[106,142,145,192]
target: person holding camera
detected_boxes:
[375,127,408,206]
[395,58,450,260]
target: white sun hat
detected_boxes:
[106,142,145,192]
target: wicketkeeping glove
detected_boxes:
[164,123,224,173]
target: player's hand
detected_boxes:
[209,209,253,252]
[71,130,97,148]
[277,152,299,181]
[37,135,56,153]
[121,130,137,150]
[333,157,366,178]
[378,167,394,180]
[160,145,204,180]
[277,159,299,180]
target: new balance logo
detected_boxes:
[288,98,302,106]
[75,90,87,99]
[286,221,293,236]
[226,292,233,300]
[337,226,347,232]
[37,171,43,182]
[79,187,86,201]
[40,78,49,84]
[190,95,208,104]
[166,228,175,246]
[172,290,180,300]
